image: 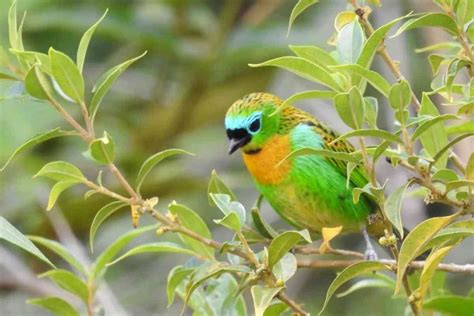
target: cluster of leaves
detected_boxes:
[1,0,474,315]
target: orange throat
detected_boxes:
[242,134,291,185]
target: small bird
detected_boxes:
[225,92,385,258]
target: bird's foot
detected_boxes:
[364,248,379,261]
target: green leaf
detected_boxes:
[0,216,54,267]
[107,242,199,266]
[49,48,85,104]
[334,86,365,129]
[287,0,318,35]
[1,128,76,172]
[389,80,411,110]
[251,285,284,316]
[89,131,115,164]
[280,147,361,166]
[27,297,79,316]
[91,225,156,279]
[319,261,390,315]
[384,180,413,239]
[447,121,474,135]
[250,57,342,91]
[357,13,413,68]
[77,9,108,73]
[272,253,297,282]
[214,212,242,232]
[9,49,52,75]
[428,54,446,75]
[167,265,194,307]
[424,295,474,316]
[392,13,458,37]
[268,230,311,268]
[411,114,458,141]
[263,302,288,316]
[432,169,459,183]
[90,51,147,122]
[89,200,128,252]
[29,236,86,275]
[251,206,277,239]
[337,20,365,64]
[24,65,52,100]
[289,45,337,70]
[457,102,474,116]
[332,129,403,145]
[395,214,457,294]
[47,181,77,211]
[136,148,194,193]
[330,64,391,97]
[208,169,237,207]
[336,274,395,298]
[8,0,20,50]
[445,180,474,192]
[168,202,215,259]
[414,245,454,303]
[34,161,86,183]
[39,269,89,303]
[364,97,378,128]
[429,132,474,171]
[466,152,474,180]
[210,193,246,228]
[271,90,336,116]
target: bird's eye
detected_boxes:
[248,117,261,133]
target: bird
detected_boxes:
[225,92,387,259]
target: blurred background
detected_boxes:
[0,0,472,315]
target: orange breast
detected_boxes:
[242,134,291,185]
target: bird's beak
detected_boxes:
[228,136,251,155]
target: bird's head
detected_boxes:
[225,92,282,155]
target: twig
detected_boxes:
[295,246,364,258]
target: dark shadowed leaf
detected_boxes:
[336,20,365,64]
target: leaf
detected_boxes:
[337,20,365,64]
[279,147,361,166]
[251,285,284,316]
[358,13,413,68]
[27,297,79,316]
[332,129,403,145]
[466,153,474,180]
[1,128,76,172]
[445,180,474,193]
[29,236,86,275]
[334,11,357,32]
[136,148,194,193]
[319,261,390,315]
[395,214,457,294]
[289,45,337,70]
[8,0,20,50]
[107,242,199,266]
[9,49,52,74]
[429,132,474,171]
[249,56,342,91]
[168,202,215,259]
[419,94,449,168]
[210,194,246,228]
[447,121,474,135]
[77,9,108,73]
[34,161,86,183]
[271,90,336,116]
[389,80,411,111]
[89,201,128,252]
[0,216,54,267]
[272,253,297,282]
[39,269,89,303]
[336,275,395,298]
[167,265,194,307]
[251,206,277,239]
[263,302,288,316]
[49,48,84,104]
[25,65,52,100]
[47,181,77,211]
[334,86,365,129]
[383,180,413,239]
[208,169,237,207]
[330,64,391,97]
[91,225,156,279]
[267,230,311,268]
[414,245,454,304]
[423,295,474,316]
[319,226,343,253]
[287,0,318,35]
[89,131,115,164]
[90,51,147,122]
[392,13,458,37]
[432,169,459,183]
[457,102,474,116]
[364,97,378,128]
[411,114,458,140]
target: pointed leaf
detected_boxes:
[77,10,108,73]
[268,230,311,268]
[336,274,395,298]
[466,153,474,180]
[287,0,318,35]
[208,169,237,207]
[334,86,365,129]
[429,132,474,171]
[210,193,246,225]
[89,131,115,164]
[383,180,414,239]
[49,48,84,104]
[279,147,361,166]
[251,285,284,316]
[39,269,88,303]
[392,13,458,37]
[47,181,77,211]
[271,90,336,115]
[389,80,411,110]
[423,295,474,316]
[167,265,194,307]
[89,200,128,252]
[332,129,402,145]
[25,65,52,100]
[272,253,297,282]
[136,148,194,193]
[411,114,458,141]
[330,64,390,96]
[337,20,365,64]
[34,161,86,183]
[27,297,78,316]
[289,45,337,69]
[0,216,54,267]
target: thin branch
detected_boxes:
[295,246,364,258]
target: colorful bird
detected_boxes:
[225,92,385,258]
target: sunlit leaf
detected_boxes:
[39,269,89,303]
[287,0,319,35]
[49,48,84,104]
[290,45,337,70]
[334,86,365,129]
[167,265,194,307]
[89,131,115,164]
[389,80,411,111]
[251,285,284,316]
[429,132,474,171]
[89,200,128,252]
[424,295,474,316]
[383,180,414,239]
[271,90,336,116]
[336,274,395,298]
[34,161,86,183]
[336,20,365,64]
[27,297,78,316]
[393,13,458,37]
[208,169,237,207]
[330,64,390,96]
[47,181,77,211]
[411,114,458,141]
[272,253,297,282]
[332,129,402,145]
[76,9,108,73]
[268,230,311,268]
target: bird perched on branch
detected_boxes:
[225,92,386,259]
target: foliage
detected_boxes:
[0,0,473,315]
